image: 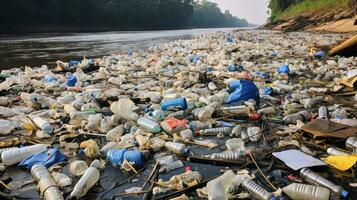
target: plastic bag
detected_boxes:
[226,80,260,105]
[18,148,66,169]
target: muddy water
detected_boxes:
[0,28,241,69]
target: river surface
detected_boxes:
[0,27,242,69]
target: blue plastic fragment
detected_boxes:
[18,148,66,169]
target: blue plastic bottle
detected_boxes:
[161,97,187,111]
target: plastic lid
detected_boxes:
[341,190,349,198]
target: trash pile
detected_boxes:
[0,30,356,200]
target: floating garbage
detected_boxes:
[0,29,356,200]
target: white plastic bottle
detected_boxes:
[31,116,54,134]
[69,160,101,200]
[283,183,330,200]
[1,144,48,166]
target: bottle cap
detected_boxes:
[341,190,349,198]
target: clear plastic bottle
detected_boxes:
[159,160,184,173]
[326,147,350,156]
[283,111,311,125]
[211,151,243,160]
[300,168,348,197]
[301,96,324,109]
[207,170,235,200]
[241,178,276,200]
[283,183,330,200]
[199,127,232,136]
[193,103,217,120]
[69,160,101,200]
[257,107,276,115]
[318,106,329,120]
[137,117,161,133]
[31,164,64,200]
[31,116,54,134]
[0,119,18,134]
[106,125,125,142]
[225,138,245,151]
[345,137,357,151]
[165,142,188,155]
[100,142,119,155]
[247,127,262,142]
[1,144,48,166]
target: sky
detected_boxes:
[210,0,270,25]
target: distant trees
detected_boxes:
[0,0,248,33]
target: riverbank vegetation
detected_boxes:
[269,0,350,21]
[0,0,248,33]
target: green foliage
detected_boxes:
[0,0,248,32]
[269,0,350,21]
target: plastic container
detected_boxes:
[180,129,193,140]
[100,142,119,155]
[346,137,357,150]
[31,164,64,200]
[283,183,330,200]
[327,147,350,156]
[283,111,311,125]
[137,117,161,133]
[165,142,188,155]
[107,149,144,166]
[247,127,262,142]
[161,97,187,111]
[242,178,276,200]
[211,151,243,160]
[160,160,184,172]
[199,127,232,136]
[318,106,329,120]
[70,160,89,176]
[31,116,53,134]
[1,144,48,166]
[69,160,101,200]
[300,168,348,197]
[67,75,77,87]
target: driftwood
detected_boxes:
[329,34,357,56]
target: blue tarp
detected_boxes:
[226,80,260,105]
[19,148,66,169]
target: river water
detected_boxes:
[0,27,241,69]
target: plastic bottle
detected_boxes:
[160,97,187,111]
[100,142,119,155]
[193,103,217,120]
[225,138,245,151]
[345,137,357,151]
[283,111,311,125]
[31,116,53,134]
[159,160,184,173]
[300,168,348,197]
[69,160,101,200]
[257,107,276,115]
[31,164,64,200]
[231,125,242,137]
[326,147,350,156]
[70,160,89,176]
[165,142,188,155]
[180,129,193,141]
[318,106,329,120]
[107,149,144,166]
[106,125,124,142]
[247,127,262,142]
[211,151,243,160]
[301,96,324,108]
[283,183,330,200]
[199,127,232,136]
[1,144,48,166]
[0,119,18,134]
[241,178,276,200]
[51,172,72,188]
[137,117,162,133]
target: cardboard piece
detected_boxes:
[301,119,357,140]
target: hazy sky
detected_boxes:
[210,0,270,25]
